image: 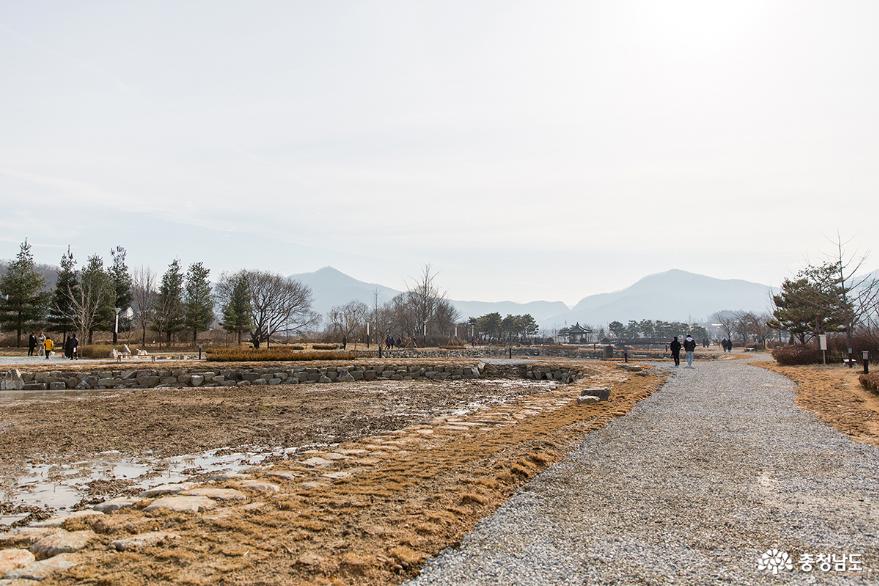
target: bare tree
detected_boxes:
[406,264,445,344]
[131,266,156,345]
[827,233,879,344]
[66,256,114,345]
[711,311,737,343]
[327,301,369,345]
[242,271,318,348]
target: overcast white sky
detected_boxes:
[1,0,877,305]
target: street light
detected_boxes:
[114,307,134,344]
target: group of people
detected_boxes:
[384,336,404,350]
[669,334,698,368]
[27,332,79,360]
[720,338,734,352]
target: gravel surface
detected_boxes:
[411,360,879,584]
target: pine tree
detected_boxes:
[48,246,79,342]
[184,262,214,344]
[0,239,49,346]
[221,273,252,344]
[108,246,133,343]
[152,259,186,345]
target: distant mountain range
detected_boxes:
[291,267,568,325]
[292,266,779,329]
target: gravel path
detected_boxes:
[411,360,879,584]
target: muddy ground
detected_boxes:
[0,360,665,584]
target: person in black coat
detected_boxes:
[28,333,37,356]
[684,334,697,367]
[670,336,682,367]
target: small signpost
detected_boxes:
[819,334,828,365]
[865,350,871,375]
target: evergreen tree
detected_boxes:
[184,262,214,343]
[48,246,79,342]
[221,273,252,344]
[108,246,133,343]
[152,259,186,345]
[0,239,49,346]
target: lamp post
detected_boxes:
[114,307,134,345]
[864,351,870,375]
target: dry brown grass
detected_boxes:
[761,363,879,447]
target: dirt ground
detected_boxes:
[0,360,664,584]
[761,362,879,446]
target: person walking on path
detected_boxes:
[28,332,37,356]
[43,336,54,360]
[67,334,79,360]
[670,336,682,367]
[684,334,697,368]
[37,332,46,357]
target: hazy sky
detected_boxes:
[2,1,878,305]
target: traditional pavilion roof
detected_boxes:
[567,322,592,334]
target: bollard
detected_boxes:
[508,347,512,359]
[198,344,203,360]
[624,349,629,363]
[864,351,870,375]
[848,348,853,368]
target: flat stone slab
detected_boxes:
[0,528,59,547]
[0,549,35,575]
[301,457,334,467]
[30,530,95,557]
[577,395,601,405]
[139,482,196,498]
[181,488,247,501]
[111,531,178,552]
[30,510,104,528]
[92,496,140,513]
[144,495,218,513]
[580,386,610,400]
[239,480,280,493]
[4,553,80,580]
[266,471,298,481]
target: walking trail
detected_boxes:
[412,360,879,584]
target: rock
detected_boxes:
[580,387,611,400]
[30,511,104,528]
[266,471,298,481]
[144,495,218,513]
[0,370,24,391]
[318,376,331,383]
[23,383,47,391]
[239,480,280,493]
[92,497,140,513]
[139,482,196,498]
[181,488,247,501]
[0,528,59,547]
[189,375,204,387]
[301,457,333,467]
[97,378,116,388]
[577,395,601,405]
[4,553,80,580]
[0,549,35,575]
[48,381,66,390]
[111,531,178,552]
[236,380,251,387]
[30,530,95,557]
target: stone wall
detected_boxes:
[1,362,583,392]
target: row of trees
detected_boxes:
[0,239,321,349]
[606,319,708,341]
[469,312,539,342]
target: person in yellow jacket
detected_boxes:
[44,337,54,360]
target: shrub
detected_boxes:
[206,348,354,362]
[78,344,115,359]
[772,345,823,365]
[860,373,879,393]
[312,343,340,350]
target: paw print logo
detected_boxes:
[757,548,793,575]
